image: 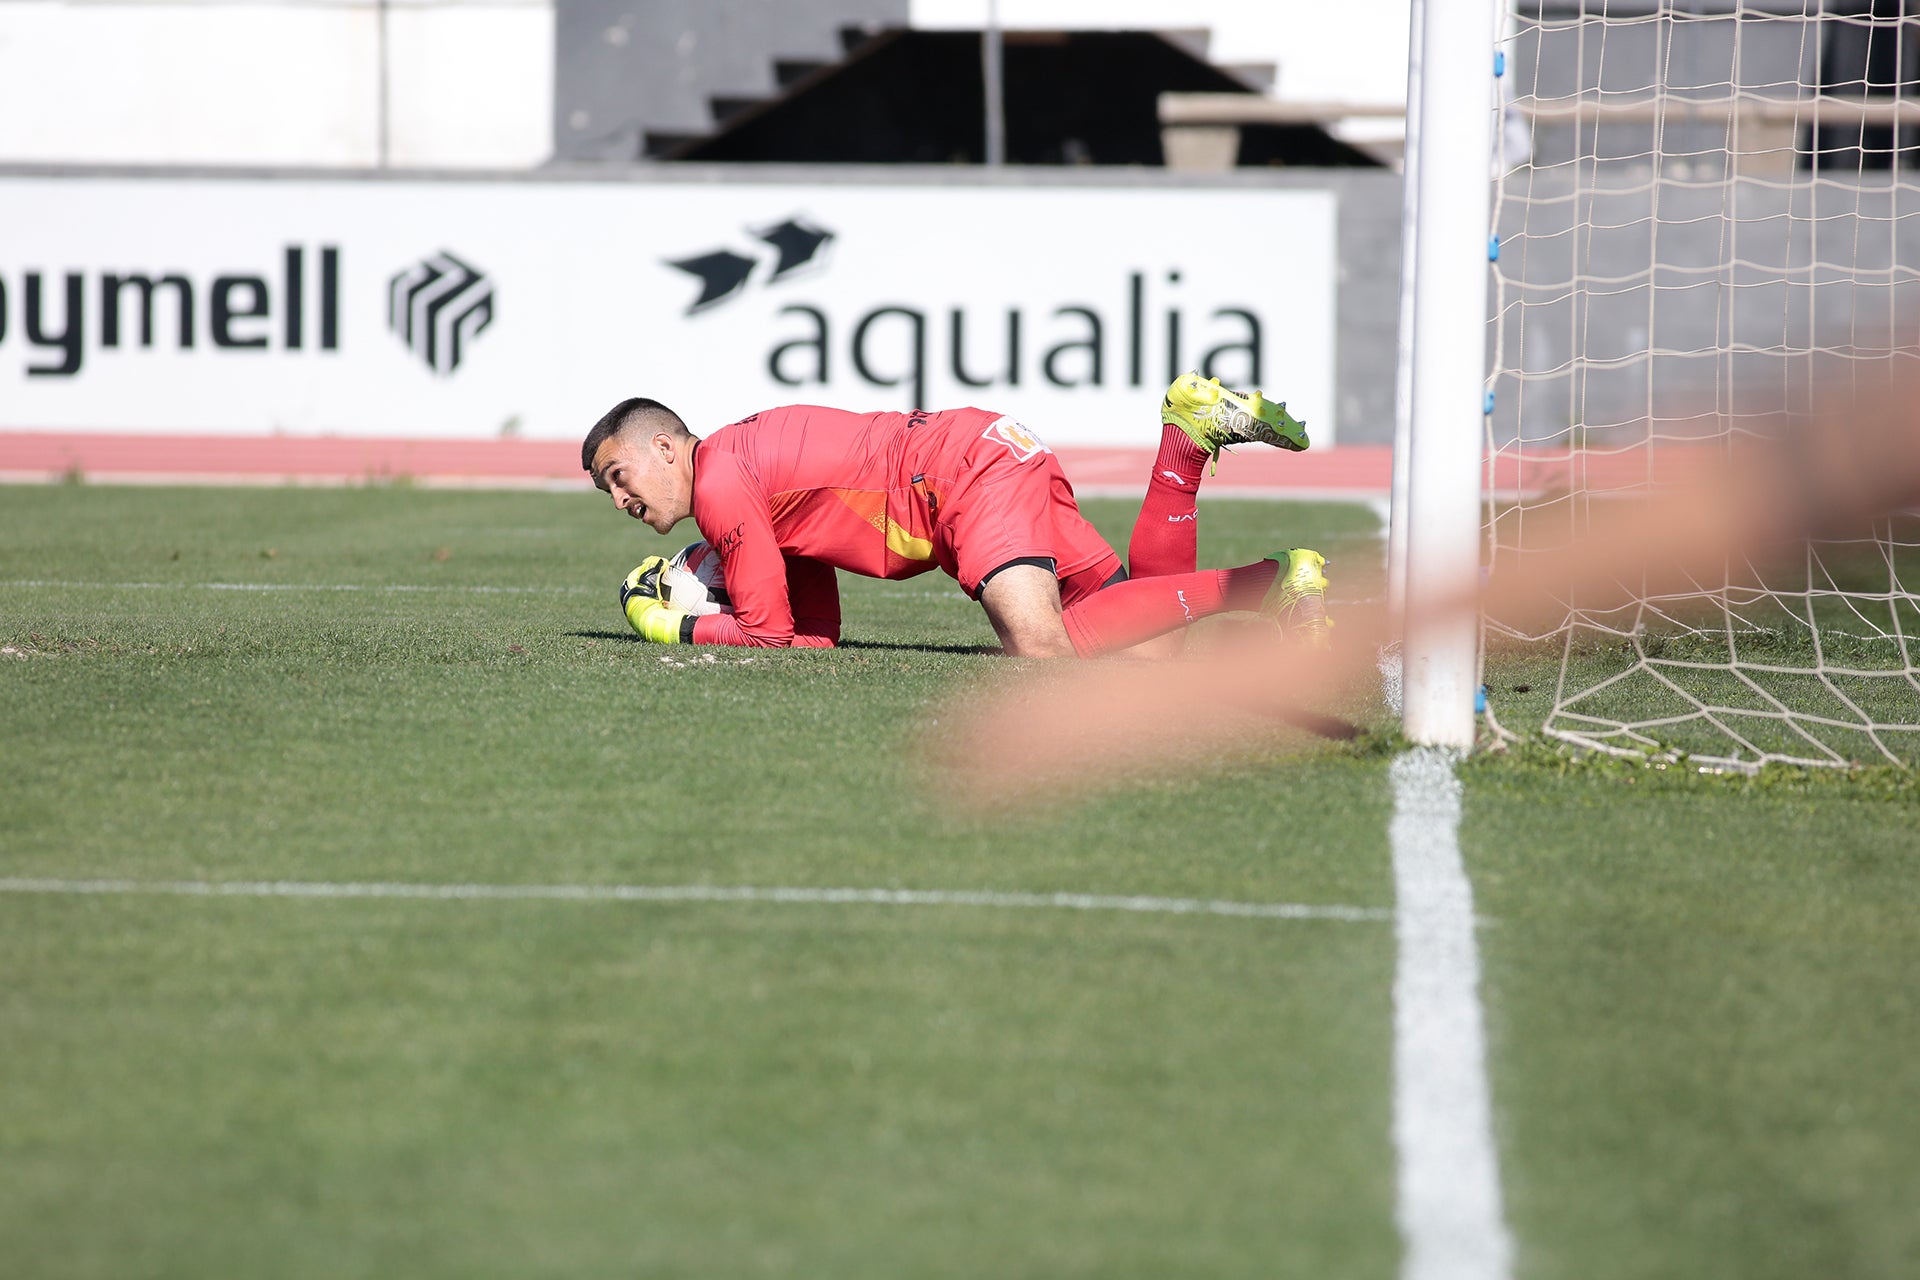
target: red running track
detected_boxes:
[0,432,1665,496]
[0,432,1395,495]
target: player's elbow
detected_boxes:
[735,623,797,648]
[746,623,837,650]
[794,616,841,648]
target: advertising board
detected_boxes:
[0,176,1336,447]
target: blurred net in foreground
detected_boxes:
[1488,0,1920,769]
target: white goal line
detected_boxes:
[0,877,1389,924]
[1390,747,1514,1280]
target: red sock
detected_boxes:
[1061,560,1278,656]
[1220,558,1279,611]
[1128,424,1210,577]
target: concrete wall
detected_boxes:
[554,0,908,160]
[4,0,1401,168]
[909,0,1414,151]
[909,0,1412,109]
[1289,168,1404,447]
[0,0,554,168]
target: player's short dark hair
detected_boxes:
[581,397,690,472]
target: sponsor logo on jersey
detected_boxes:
[982,416,1050,462]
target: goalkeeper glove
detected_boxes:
[621,557,694,644]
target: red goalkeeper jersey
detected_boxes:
[685,404,975,646]
[686,403,1116,647]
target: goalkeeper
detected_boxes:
[583,377,1329,658]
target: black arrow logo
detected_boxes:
[665,215,837,316]
[754,216,834,281]
[665,250,757,314]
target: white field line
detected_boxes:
[0,578,981,603]
[1389,748,1514,1280]
[0,470,588,493]
[1,579,1362,609]
[0,877,1389,924]
[1073,484,1392,503]
[0,579,594,595]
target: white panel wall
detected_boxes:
[0,0,553,168]
[386,2,554,168]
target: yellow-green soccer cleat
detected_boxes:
[1161,372,1310,456]
[1262,548,1332,647]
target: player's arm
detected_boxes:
[621,560,832,649]
[621,539,809,648]
[686,533,816,648]
[690,586,838,648]
[624,554,837,648]
[682,454,818,648]
[782,556,841,648]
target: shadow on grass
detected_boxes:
[565,630,1004,656]
[836,639,1005,656]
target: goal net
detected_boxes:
[1485,0,1920,769]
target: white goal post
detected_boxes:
[1398,0,1504,750]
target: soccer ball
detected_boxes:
[663,540,733,615]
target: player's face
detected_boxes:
[591,432,693,534]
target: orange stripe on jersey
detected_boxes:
[828,487,934,566]
[828,487,888,536]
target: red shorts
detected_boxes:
[932,416,1122,602]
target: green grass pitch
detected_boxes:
[2,484,1916,1278]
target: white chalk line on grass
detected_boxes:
[2,578,1371,611]
[1390,748,1514,1280]
[0,579,979,604]
[0,877,1389,924]
[1369,469,1512,1276]
[0,578,595,596]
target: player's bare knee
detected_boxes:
[978,563,1075,658]
[797,616,841,645]
[1002,630,1079,659]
